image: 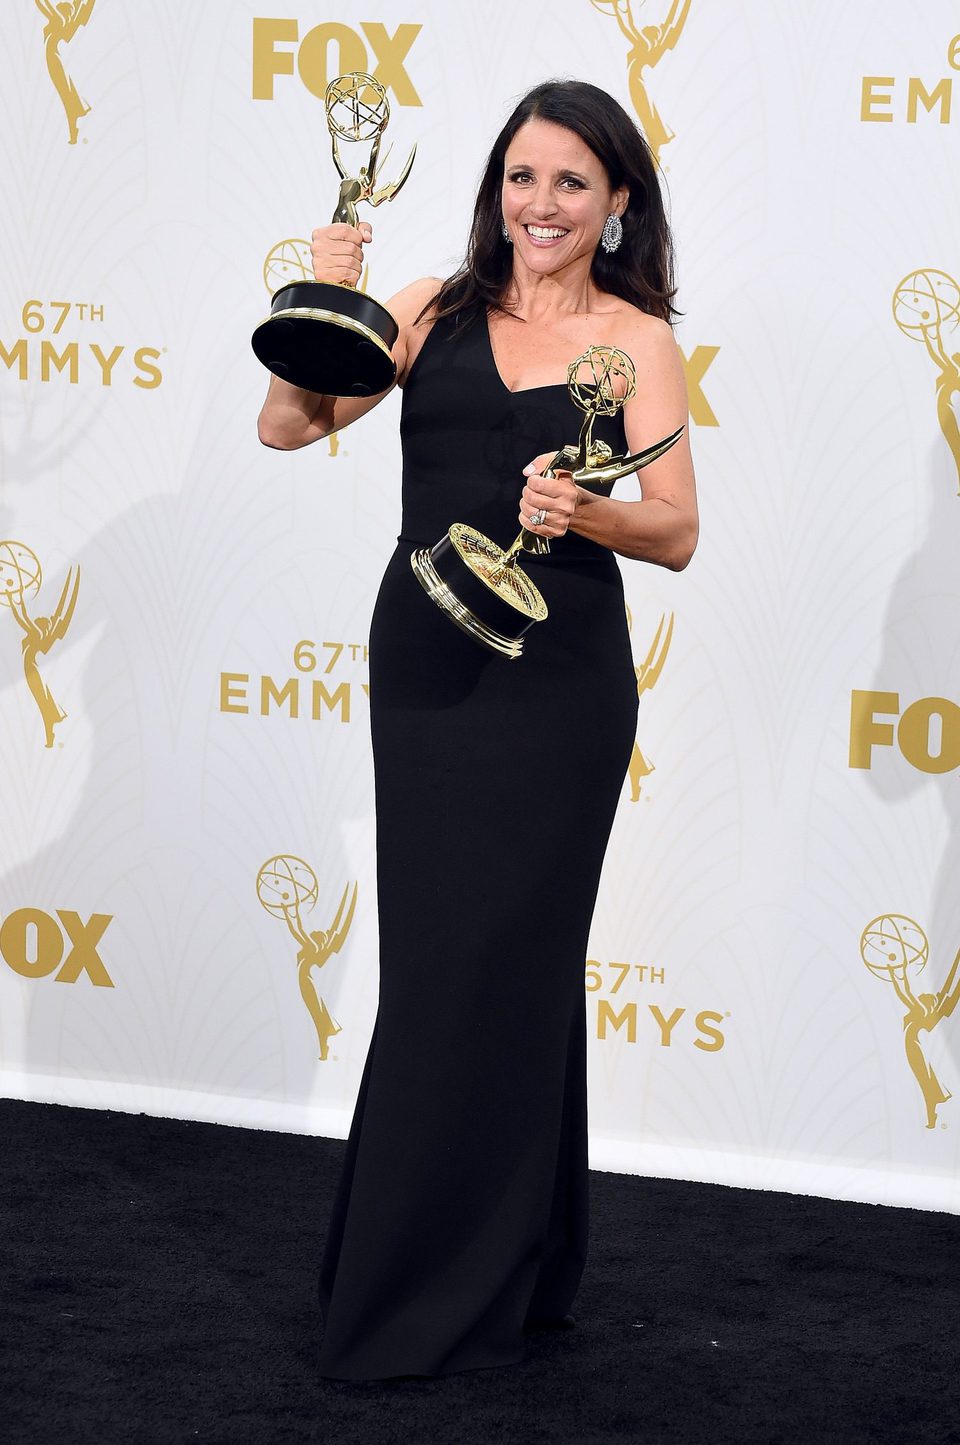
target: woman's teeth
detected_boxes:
[524,225,568,242]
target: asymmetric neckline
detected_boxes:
[398,306,626,556]
[483,311,570,397]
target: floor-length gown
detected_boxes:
[317,310,639,1380]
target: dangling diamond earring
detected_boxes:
[502,219,512,244]
[601,213,623,254]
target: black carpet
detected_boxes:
[3,1099,959,1445]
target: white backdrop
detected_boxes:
[2,1,959,1213]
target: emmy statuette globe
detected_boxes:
[892,269,960,341]
[256,855,321,919]
[860,914,930,983]
[0,541,43,605]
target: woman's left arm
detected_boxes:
[519,320,699,571]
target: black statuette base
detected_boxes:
[251,282,398,398]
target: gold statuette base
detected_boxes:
[446,524,549,623]
[411,548,524,659]
[410,524,549,661]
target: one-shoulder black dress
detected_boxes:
[317,311,639,1380]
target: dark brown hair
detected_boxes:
[423,79,678,329]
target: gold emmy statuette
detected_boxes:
[861,913,960,1129]
[589,0,692,165]
[411,346,684,659]
[892,269,960,495]
[35,0,96,146]
[256,854,358,1062]
[251,71,416,398]
[1,539,79,747]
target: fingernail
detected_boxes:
[523,464,535,475]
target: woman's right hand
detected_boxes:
[310,222,372,286]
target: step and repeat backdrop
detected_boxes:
[1,1,959,1211]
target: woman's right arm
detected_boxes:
[257,222,439,451]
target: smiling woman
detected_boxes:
[257,77,697,1383]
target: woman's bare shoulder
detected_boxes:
[606,300,675,351]
[597,303,680,392]
[391,276,445,330]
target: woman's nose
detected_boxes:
[528,183,558,217]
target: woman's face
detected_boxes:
[501,118,628,274]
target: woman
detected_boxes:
[258,78,698,1381]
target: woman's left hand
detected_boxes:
[519,453,580,538]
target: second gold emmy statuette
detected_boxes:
[251,71,416,398]
[412,346,684,659]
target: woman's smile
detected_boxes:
[522,223,571,246]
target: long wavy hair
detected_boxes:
[423,79,678,330]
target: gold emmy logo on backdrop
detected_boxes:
[0,541,79,748]
[861,914,960,1129]
[34,0,96,145]
[625,605,674,801]
[261,238,370,457]
[263,238,316,296]
[589,0,692,164]
[256,856,358,1060]
[587,4,719,428]
[893,270,960,496]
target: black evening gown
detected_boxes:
[317,311,639,1380]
